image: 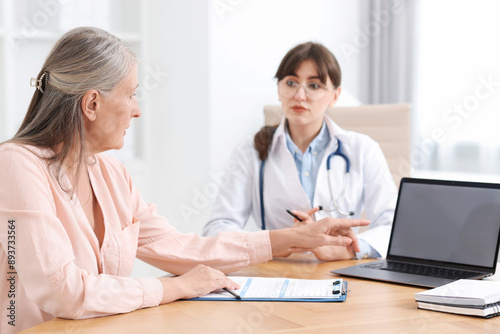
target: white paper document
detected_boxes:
[196,277,345,301]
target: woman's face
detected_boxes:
[278,59,340,130]
[84,64,141,154]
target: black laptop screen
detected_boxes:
[388,180,500,268]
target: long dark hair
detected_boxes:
[254,42,342,160]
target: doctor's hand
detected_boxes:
[311,245,356,261]
[290,207,320,228]
[272,208,321,257]
[269,217,369,258]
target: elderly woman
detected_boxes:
[0,27,367,332]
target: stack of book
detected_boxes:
[415,279,500,318]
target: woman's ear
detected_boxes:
[329,86,342,108]
[81,90,100,121]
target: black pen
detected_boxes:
[286,209,303,222]
[223,288,242,300]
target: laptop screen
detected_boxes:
[388,179,500,268]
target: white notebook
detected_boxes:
[415,279,500,306]
[416,301,500,318]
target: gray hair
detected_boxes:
[9,26,137,193]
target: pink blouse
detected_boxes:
[0,143,272,333]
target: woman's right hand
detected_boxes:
[159,264,240,304]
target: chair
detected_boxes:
[264,103,412,187]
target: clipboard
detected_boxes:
[191,277,348,302]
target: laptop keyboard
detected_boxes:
[361,261,484,280]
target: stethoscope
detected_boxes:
[259,138,354,230]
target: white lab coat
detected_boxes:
[203,116,397,257]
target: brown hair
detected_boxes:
[254,125,278,161]
[275,42,341,87]
[254,42,341,160]
[6,27,136,193]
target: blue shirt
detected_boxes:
[285,121,330,205]
[285,121,380,259]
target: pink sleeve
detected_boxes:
[0,145,162,320]
[127,173,273,275]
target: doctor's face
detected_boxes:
[278,59,340,130]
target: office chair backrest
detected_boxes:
[263,103,412,187]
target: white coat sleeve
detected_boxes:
[357,137,398,258]
[202,140,258,236]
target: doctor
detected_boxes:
[203,42,397,261]
[0,30,370,333]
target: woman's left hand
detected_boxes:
[287,209,358,261]
[269,216,369,258]
[273,207,320,258]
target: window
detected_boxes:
[0,0,146,164]
[416,0,500,176]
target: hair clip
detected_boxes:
[30,72,48,93]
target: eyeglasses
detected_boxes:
[278,77,334,100]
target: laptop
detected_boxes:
[331,177,500,288]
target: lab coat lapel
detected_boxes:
[314,117,351,218]
[267,119,311,214]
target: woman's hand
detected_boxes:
[269,216,369,258]
[272,207,321,257]
[287,209,358,261]
[159,264,240,304]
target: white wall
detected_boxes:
[141,0,211,235]
[0,0,363,278]
[143,0,363,242]
[208,0,362,172]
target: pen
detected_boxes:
[223,288,242,300]
[286,209,303,222]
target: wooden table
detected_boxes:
[21,254,500,333]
